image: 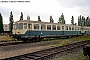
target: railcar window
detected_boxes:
[13,24,15,30]
[57,26,60,30]
[34,24,39,29]
[47,25,51,30]
[41,24,46,30]
[24,23,27,29]
[69,26,71,30]
[88,28,89,30]
[28,24,32,29]
[72,27,74,30]
[78,27,79,30]
[19,23,23,29]
[75,27,77,30]
[79,27,81,30]
[62,26,64,30]
[65,26,68,30]
[52,25,56,30]
[16,23,18,29]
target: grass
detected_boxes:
[50,35,90,47]
[52,35,90,60]
[0,36,14,42]
[54,54,88,60]
[68,35,90,41]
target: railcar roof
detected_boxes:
[14,20,80,26]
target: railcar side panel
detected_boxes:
[24,30,81,36]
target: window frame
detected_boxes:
[47,25,51,30]
[41,24,46,30]
[52,25,56,30]
[24,23,27,29]
[34,23,39,30]
[57,25,60,30]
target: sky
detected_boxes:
[0,0,90,24]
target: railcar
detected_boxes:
[11,20,90,42]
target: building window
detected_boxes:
[47,25,51,30]
[34,24,39,29]
[65,26,68,30]
[57,25,60,30]
[41,24,46,30]
[52,25,56,30]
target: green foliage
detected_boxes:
[38,15,41,22]
[50,35,90,47]
[54,54,87,60]
[9,11,14,34]
[27,15,30,20]
[78,15,90,27]
[69,35,90,42]
[50,15,54,23]
[0,13,4,33]
[0,36,14,42]
[85,16,90,27]
[71,16,74,25]
[20,12,23,20]
[58,13,65,24]
[78,15,82,26]
[50,40,72,47]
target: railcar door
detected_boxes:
[81,26,85,35]
[28,23,32,36]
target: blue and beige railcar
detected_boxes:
[12,20,90,42]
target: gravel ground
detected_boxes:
[53,46,88,60]
[0,40,63,59]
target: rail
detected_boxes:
[1,40,90,60]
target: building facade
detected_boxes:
[3,24,9,31]
[3,24,10,34]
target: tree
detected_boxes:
[58,17,62,24]
[0,13,3,33]
[75,23,77,25]
[78,16,80,26]
[86,16,90,27]
[20,12,23,20]
[83,17,86,26]
[58,13,65,24]
[81,16,86,26]
[38,15,41,22]
[71,16,74,25]
[88,18,90,27]
[78,15,82,26]
[9,11,14,34]
[27,15,30,20]
[50,15,54,23]
[87,17,90,27]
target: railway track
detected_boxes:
[1,40,90,60]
